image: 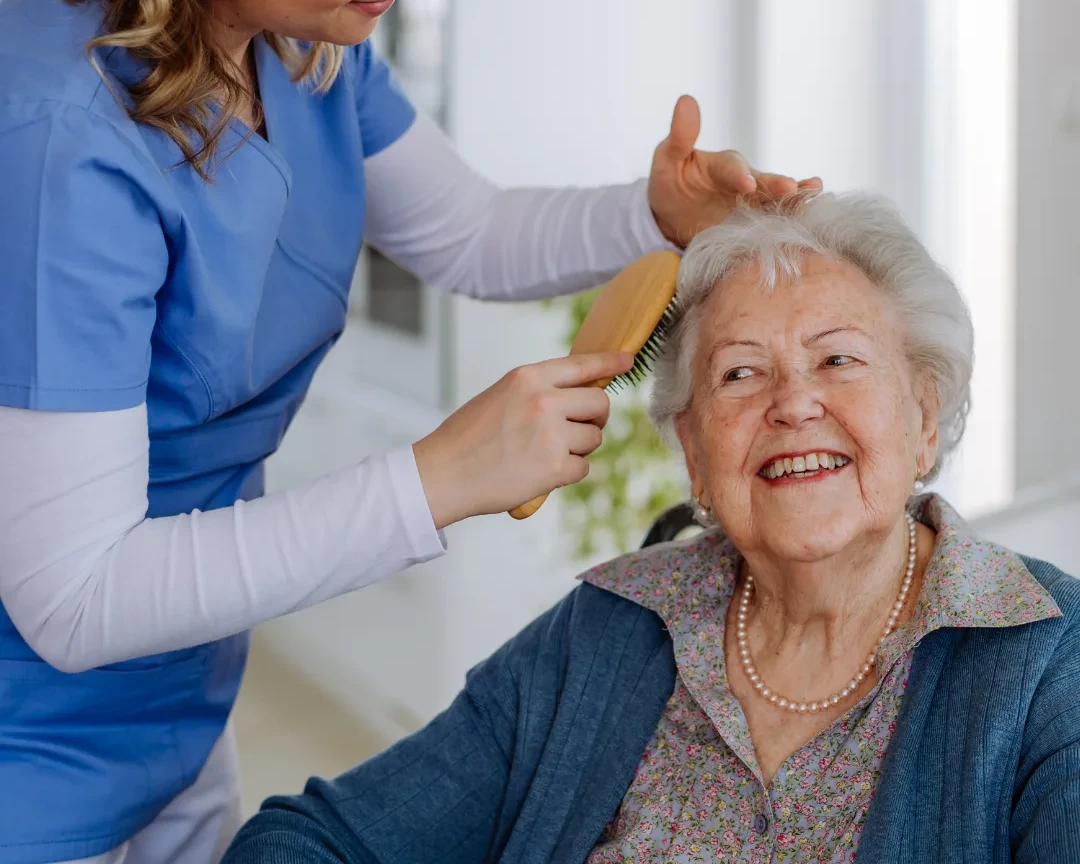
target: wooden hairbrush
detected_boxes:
[508,250,682,520]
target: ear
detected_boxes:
[674,410,706,503]
[914,375,941,477]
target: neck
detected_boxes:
[739,515,917,659]
[210,2,260,70]
[206,1,263,130]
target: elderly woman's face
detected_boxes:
[676,254,939,562]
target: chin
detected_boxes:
[752,500,861,562]
[315,23,379,45]
[760,531,854,564]
[284,4,381,45]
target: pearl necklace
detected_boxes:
[735,511,917,715]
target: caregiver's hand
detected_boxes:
[413,351,632,529]
[648,94,824,247]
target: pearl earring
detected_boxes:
[693,499,713,527]
[913,468,925,495]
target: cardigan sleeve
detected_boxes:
[221,593,576,864]
[1011,597,1080,863]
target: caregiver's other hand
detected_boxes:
[648,94,823,248]
[413,351,633,530]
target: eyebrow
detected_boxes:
[712,338,765,351]
[708,326,870,357]
[805,326,870,345]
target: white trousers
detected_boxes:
[55,720,244,864]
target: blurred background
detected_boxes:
[232,0,1080,814]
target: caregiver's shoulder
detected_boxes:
[0,0,123,115]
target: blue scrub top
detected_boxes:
[0,0,415,859]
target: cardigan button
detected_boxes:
[754,814,769,835]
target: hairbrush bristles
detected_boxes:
[605,296,681,393]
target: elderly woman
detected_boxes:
[223,193,1080,864]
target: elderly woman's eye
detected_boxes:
[724,367,754,382]
[824,355,855,367]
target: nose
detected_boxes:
[765,369,825,429]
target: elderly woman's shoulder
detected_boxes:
[578,528,729,608]
[1019,554,1080,625]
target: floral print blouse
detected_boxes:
[580,494,1060,863]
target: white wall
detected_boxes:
[973,473,1080,578]
[755,0,885,193]
[1015,0,1080,490]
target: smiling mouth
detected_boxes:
[758,452,851,481]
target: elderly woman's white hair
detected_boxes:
[649,192,974,481]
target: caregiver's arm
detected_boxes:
[362,112,670,301]
[363,109,812,301]
[0,351,624,674]
[0,404,444,673]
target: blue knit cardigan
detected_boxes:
[224,556,1080,863]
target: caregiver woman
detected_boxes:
[0,0,817,862]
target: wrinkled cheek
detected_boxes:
[857,438,909,496]
[715,486,757,547]
[703,449,755,534]
[700,428,752,498]
[855,434,919,521]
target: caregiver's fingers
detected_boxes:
[559,386,613,428]
[566,420,605,457]
[750,171,799,199]
[701,149,758,196]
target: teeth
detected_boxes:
[762,452,848,479]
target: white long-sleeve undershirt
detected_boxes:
[0,112,675,673]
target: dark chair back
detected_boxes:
[640,502,698,548]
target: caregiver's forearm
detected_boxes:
[0,405,445,673]
[363,112,676,301]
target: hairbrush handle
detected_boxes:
[509,492,549,520]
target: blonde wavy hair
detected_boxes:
[68,0,345,178]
